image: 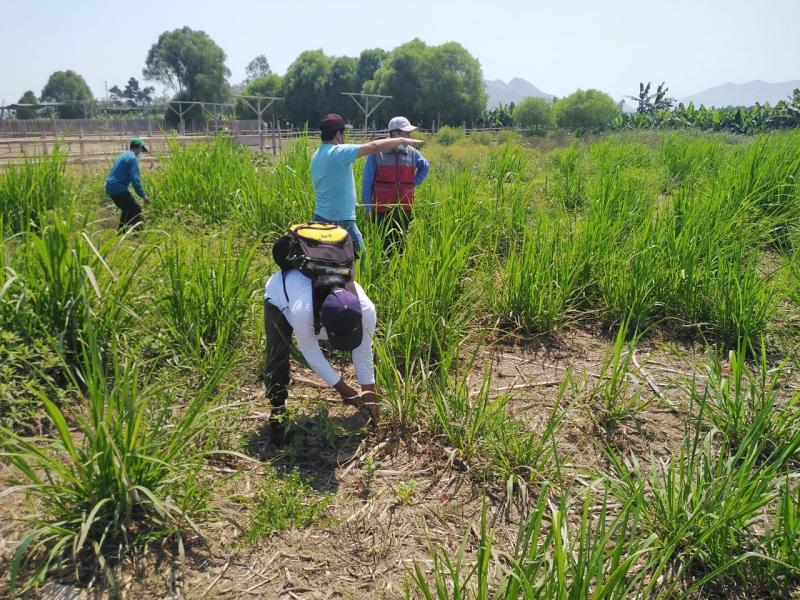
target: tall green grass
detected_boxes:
[0,330,226,592]
[408,488,659,599]
[0,149,74,233]
[149,134,316,237]
[149,135,267,225]
[724,132,800,248]
[239,136,315,239]
[550,141,586,209]
[6,216,147,362]
[493,211,587,333]
[157,234,257,366]
[660,133,724,189]
[605,376,800,595]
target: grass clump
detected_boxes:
[436,125,466,146]
[408,489,659,599]
[5,216,148,366]
[157,233,257,367]
[0,149,74,233]
[0,331,64,432]
[243,468,332,543]
[149,135,266,225]
[1,333,225,593]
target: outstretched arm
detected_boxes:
[357,136,422,158]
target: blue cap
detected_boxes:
[321,287,363,351]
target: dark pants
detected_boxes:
[264,300,293,416]
[109,192,142,232]
[376,209,412,251]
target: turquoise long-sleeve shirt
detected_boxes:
[105,150,145,198]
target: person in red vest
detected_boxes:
[361,116,430,250]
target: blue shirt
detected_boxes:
[105,150,145,198]
[361,148,430,214]
[310,143,361,221]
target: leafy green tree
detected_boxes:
[356,48,387,90]
[15,91,39,119]
[627,81,674,114]
[482,102,514,127]
[109,77,155,106]
[512,96,553,129]
[419,42,486,126]
[366,39,486,127]
[282,50,332,126]
[554,89,619,130]
[365,39,428,124]
[41,70,94,118]
[235,74,283,120]
[326,56,359,121]
[144,27,230,104]
[245,55,272,83]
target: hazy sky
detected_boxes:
[1,0,798,104]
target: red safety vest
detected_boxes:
[372,148,416,213]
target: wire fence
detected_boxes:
[0,121,508,166]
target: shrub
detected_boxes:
[1,333,225,592]
[554,89,619,131]
[244,468,332,543]
[436,125,465,146]
[512,96,553,129]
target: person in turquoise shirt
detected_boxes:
[105,137,150,231]
[311,114,422,256]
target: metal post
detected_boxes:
[341,92,392,139]
[270,116,277,156]
[235,95,282,153]
[257,98,263,153]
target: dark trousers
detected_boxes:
[264,300,293,415]
[376,209,412,251]
[109,192,142,232]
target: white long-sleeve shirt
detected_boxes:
[265,270,376,386]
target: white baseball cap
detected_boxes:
[387,116,417,132]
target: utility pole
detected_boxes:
[236,95,282,153]
[341,92,392,136]
[167,100,201,135]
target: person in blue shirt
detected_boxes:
[311,114,422,257]
[361,116,430,250]
[105,137,150,232]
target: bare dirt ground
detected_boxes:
[0,327,767,599]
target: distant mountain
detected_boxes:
[485,78,554,108]
[680,80,800,108]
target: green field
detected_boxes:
[1,129,799,598]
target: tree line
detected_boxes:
[13,28,487,128]
[12,27,800,134]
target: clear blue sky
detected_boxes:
[1,0,798,104]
